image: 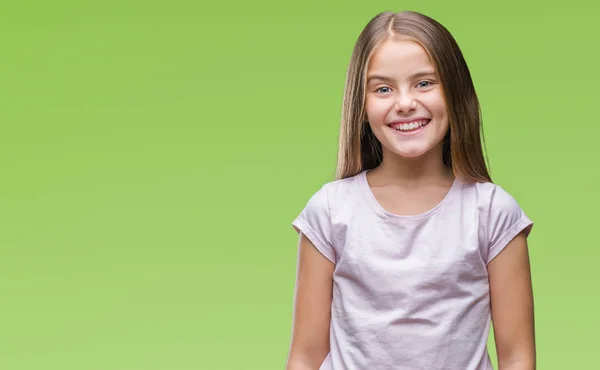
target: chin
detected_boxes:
[394,149,430,159]
[386,142,440,159]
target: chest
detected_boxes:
[332,211,489,306]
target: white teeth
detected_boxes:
[393,120,428,131]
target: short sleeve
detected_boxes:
[485,186,534,264]
[292,184,335,263]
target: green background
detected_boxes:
[0,0,597,369]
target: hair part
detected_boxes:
[335,11,492,183]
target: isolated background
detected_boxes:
[1,1,598,369]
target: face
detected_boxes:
[364,38,449,160]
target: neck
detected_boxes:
[372,145,453,186]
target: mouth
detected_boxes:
[388,119,431,135]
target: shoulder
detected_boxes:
[308,171,364,202]
[292,173,364,263]
[296,171,363,213]
[460,180,523,212]
[464,181,533,262]
[482,182,525,217]
[325,171,364,203]
[294,171,366,231]
[458,180,532,238]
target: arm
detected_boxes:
[285,232,334,370]
[488,230,536,370]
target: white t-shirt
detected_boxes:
[292,169,533,370]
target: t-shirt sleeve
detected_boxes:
[485,186,534,264]
[292,184,335,263]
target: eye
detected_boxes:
[375,86,392,94]
[416,81,433,88]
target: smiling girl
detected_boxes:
[286,10,535,370]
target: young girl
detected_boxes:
[285,10,535,370]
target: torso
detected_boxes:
[319,169,494,369]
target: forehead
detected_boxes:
[367,39,434,73]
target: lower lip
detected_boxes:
[389,120,431,136]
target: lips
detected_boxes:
[388,117,431,125]
[388,119,431,130]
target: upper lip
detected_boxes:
[388,118,431,125]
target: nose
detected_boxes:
[394,89,417,113]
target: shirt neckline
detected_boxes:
[359,169,461,221]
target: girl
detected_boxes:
[285,10,535,370]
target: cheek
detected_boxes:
[421,92,446,111]
[365,100,390,123]
[422,96,448,125]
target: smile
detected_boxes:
[388,119,431,134]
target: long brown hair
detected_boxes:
[335,11,492,183]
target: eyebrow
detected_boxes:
[366,70,437,84]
